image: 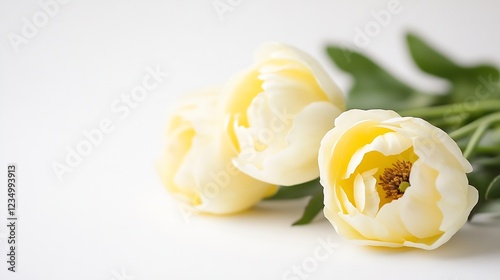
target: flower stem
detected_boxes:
[398,100,500,119]
[449,112,500,140]
[463,122,488,159]
[475,146,500,154]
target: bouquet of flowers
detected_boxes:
[158,33,500,250]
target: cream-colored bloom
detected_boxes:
[222,43,345,186]
[158,87,276,215]
[319,109,478,250]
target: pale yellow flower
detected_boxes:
[158,87,276,214]
[223,43,345,186]
[319,109,478,249]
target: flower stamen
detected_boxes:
[378,160,413,200]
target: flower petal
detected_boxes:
[234,101,341,185]
[346,132,412,179]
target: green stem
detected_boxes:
[463,122,488,159]
[460,145,500,154]
[428,116,466,128]
[449,112,500,140]
[475,146,500,154]
[398,100,500,119]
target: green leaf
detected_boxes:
[406,33,500,103]
[486,175,500,199]
[326,45,440,111]
[265,178,322,200]
[406,33,461,79]
[292,191,324,226]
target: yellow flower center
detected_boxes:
[378,160,413,200]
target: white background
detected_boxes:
[1,0,500,279]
